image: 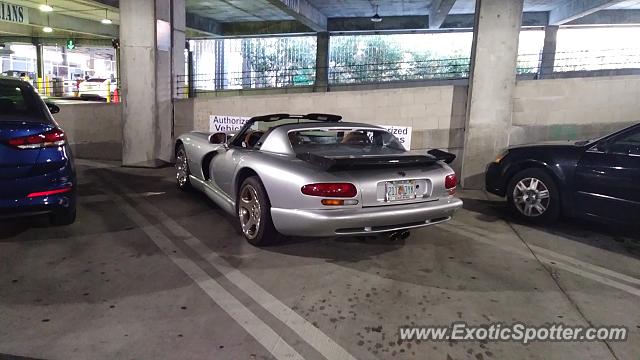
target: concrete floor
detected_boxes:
[1,160,639,360]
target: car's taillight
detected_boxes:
[301,183,358,198]
[7,128,66,149]
[445,174,457,195]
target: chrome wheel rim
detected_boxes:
[513,177,550,217]
[176,150,188,187]
[239,184,261,240]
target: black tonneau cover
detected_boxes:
[297,152,438,171]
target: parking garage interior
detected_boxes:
[1,0,640,359]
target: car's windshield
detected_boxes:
[289,128,406,155]
[0,80,47,123]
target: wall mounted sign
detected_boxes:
[0,1,28,25]
[382,125,412,150]
[210,115,251,133]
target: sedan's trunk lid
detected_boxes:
[297,149,451,207]
[0,121,52,180]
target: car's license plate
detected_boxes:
[385,180,416,202]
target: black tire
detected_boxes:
[50,207,76,226]
[237,176,279,246]
[507,168,560,225]
[175,144,192,191]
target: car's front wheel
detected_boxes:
[175,144,191,191]
[238,176,279,246]
[507,168,560,224]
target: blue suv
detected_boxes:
[0,77,76,225]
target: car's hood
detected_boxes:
[508,140,585,150]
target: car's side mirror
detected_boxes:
[428,149,456,164]
[209,132,227,144]
[46,102,60,114]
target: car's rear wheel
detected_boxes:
[507,168,560,224]
[50,207,76,226]
[175,144,191,190]
[238,176,279,246]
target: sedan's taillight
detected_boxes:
[301,183,358,198]
[7,128,66,149]
[445,174,457,195]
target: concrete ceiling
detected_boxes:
[3,0,640,40]
[186,0,293,22]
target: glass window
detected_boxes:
[0,80,46,122]
[289,129,405,154]
[609,128,640,155]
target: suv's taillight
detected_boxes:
[7,128,66,149]
[445,174,457,195]
[301,183,358,198]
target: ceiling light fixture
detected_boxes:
[101,9,112,24]
[39,1,53,12]
[371,5,382,22]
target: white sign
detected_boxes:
[382,125,412,150]
[210,115,251,133]
[0,1,28,24]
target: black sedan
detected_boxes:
[486,123,640,226]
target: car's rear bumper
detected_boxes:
[0,192,76,219]
[271,197,463,237]
[0,156,76,219]
[485,162,507,197]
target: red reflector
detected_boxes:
[445,174,457,189]
[301,183,357,198]
[27,187,72,198]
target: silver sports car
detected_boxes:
[175,113,463,246]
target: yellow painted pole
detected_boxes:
[37,77,43,95]
[106,81,111,103]
[45,76,51,96]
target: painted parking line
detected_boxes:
[100,185,304,360]
[444,222,640,297]
[101,173,358,360]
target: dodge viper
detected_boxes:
[175,113,463,245]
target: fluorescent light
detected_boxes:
[39,4,53,12]
[42,26,53,33]
[101,18,112,24]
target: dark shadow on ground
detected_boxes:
[460,195,640,257]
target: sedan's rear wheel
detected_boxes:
[175,145,191,190]
[238,176,279,246]
[507,168,560,224]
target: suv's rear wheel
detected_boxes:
[507,168,560,224]
[238,176,279,246]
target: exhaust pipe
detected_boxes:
[388,230,411,241]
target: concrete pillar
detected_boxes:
[34,41,44,80]
[214,39,225,90]
[539,25,558,79]
[314,32,329,92]
[241,40,252,89]
[120,0,185,167]
[461,0,524,189]
[172,0,186,99]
